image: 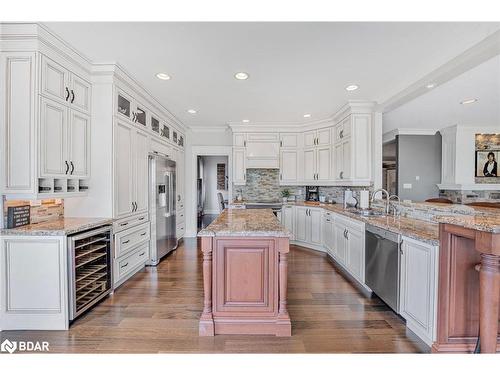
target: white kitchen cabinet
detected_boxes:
[233,147,246,185]
[333,114,371,185]
[40,55,91,114]
[114,121,135,218]
[304,128,330,147]
[175,148,185,210]
[294,206,308,242]
[332,214,365,283]
[134,130,149,214]
[245,133,280,169]
[294,206,323,248]
[399,236,439,346]
[316,146,331,181]
[302,148,316,182]
[322,211,335,254]
[279,133,298,148]
[281,204,295,238]
[40,97,68,177]
[279,149,298,183]
[68,110,90,178]
[233,133,246,147]
[304,130,317,147]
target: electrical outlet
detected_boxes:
[415,176,420,181]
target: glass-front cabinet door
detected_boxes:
[173,130,178,144]
[151,115,160,133]
[178,135,184,147]
[135,105,146,126]
[117,92,132,120]
[161,124,170,140]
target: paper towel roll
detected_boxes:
[159,192,167,207]
[360,190,370,209]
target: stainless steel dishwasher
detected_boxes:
[365,224,401,313]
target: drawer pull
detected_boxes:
[141,232,147,236]
[138,217,145,221]
[121,263,129,268]
[120,222,128,226]
[123,240,130,244]
[139,252,146,256]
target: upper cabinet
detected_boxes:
[41,55,91,114]
[1,49,92,198]
[245,133,280,169]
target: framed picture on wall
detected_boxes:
[475,150,499,177]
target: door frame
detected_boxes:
[186,146,233,237]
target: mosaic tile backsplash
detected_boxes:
[439,190,500,204]
[232,169,373,203]
[2,199,64,227]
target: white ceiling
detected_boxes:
[383,54,500,133]
[44,22,500,128]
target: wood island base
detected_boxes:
[198,235,291,337]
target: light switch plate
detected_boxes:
[403,183,412,189]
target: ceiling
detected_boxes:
[44,22,500,129]
[383,54,500,133]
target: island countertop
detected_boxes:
[0,217,113,236]
[198,209,292,237]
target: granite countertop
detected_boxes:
[198,209,292,238]
[0,217,113,236]
[434,214,500,234]
[281,201,439,245]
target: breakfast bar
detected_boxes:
[197,209,292,336]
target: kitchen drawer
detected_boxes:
[115,243,149,285]
[115,222,150,258]
[113,213,148,233]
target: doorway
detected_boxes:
[197,155,229,231]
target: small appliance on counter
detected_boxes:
[306,186,319,201]
[343,189,358,209]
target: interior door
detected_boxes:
[134,130,149,213]
[114,121,134,218]
[40,97,68,177]
[68,110,90,178]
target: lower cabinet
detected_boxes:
[113,221,150,288]
[332,214,365,284]
[294,206,322,248]
[322,211,335,255]
[399,236,439,346]
[280,204,295,238]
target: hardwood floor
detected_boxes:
[0,239,428,353]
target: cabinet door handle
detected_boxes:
[65,160,69,174]
[70,161,74,175]
[132,202,135,212]
[139,252,146,256]
[340,130,343,139]
[121,262,129,268]
[70,89,75,103]
[244,140,246,147]
[141,232,147,236]
[120,222,128,226]
[280,140,283,147]
[122,240,130,244]
[138,217,145,221]
[280,173,282,180]
[65,87,70,101]
[339,171,343,179]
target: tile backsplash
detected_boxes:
[2,198,64,227]
[232,169,372,202]
[439,189,500,204]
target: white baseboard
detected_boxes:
[203,210,220,215]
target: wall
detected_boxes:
[201,156,228,214]
[397,134,442,201]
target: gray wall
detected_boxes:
[397,134,442,201]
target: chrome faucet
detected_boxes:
[371,188,390,214]
[388,194,401,217]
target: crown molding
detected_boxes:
[383,128,439,143]
[188,125,230,132]
[378,29,500,113]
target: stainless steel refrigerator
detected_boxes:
[149,153,177,265]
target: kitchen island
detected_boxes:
[197,209,292,336]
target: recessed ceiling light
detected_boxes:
[460,98,478,105]
[234,72,249,80]
[242,119,250,123]
[303,114,312,118]
[187,109,197,114]
[426,83,436,89]
[156,73,171,80]
[345,84,359,91]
